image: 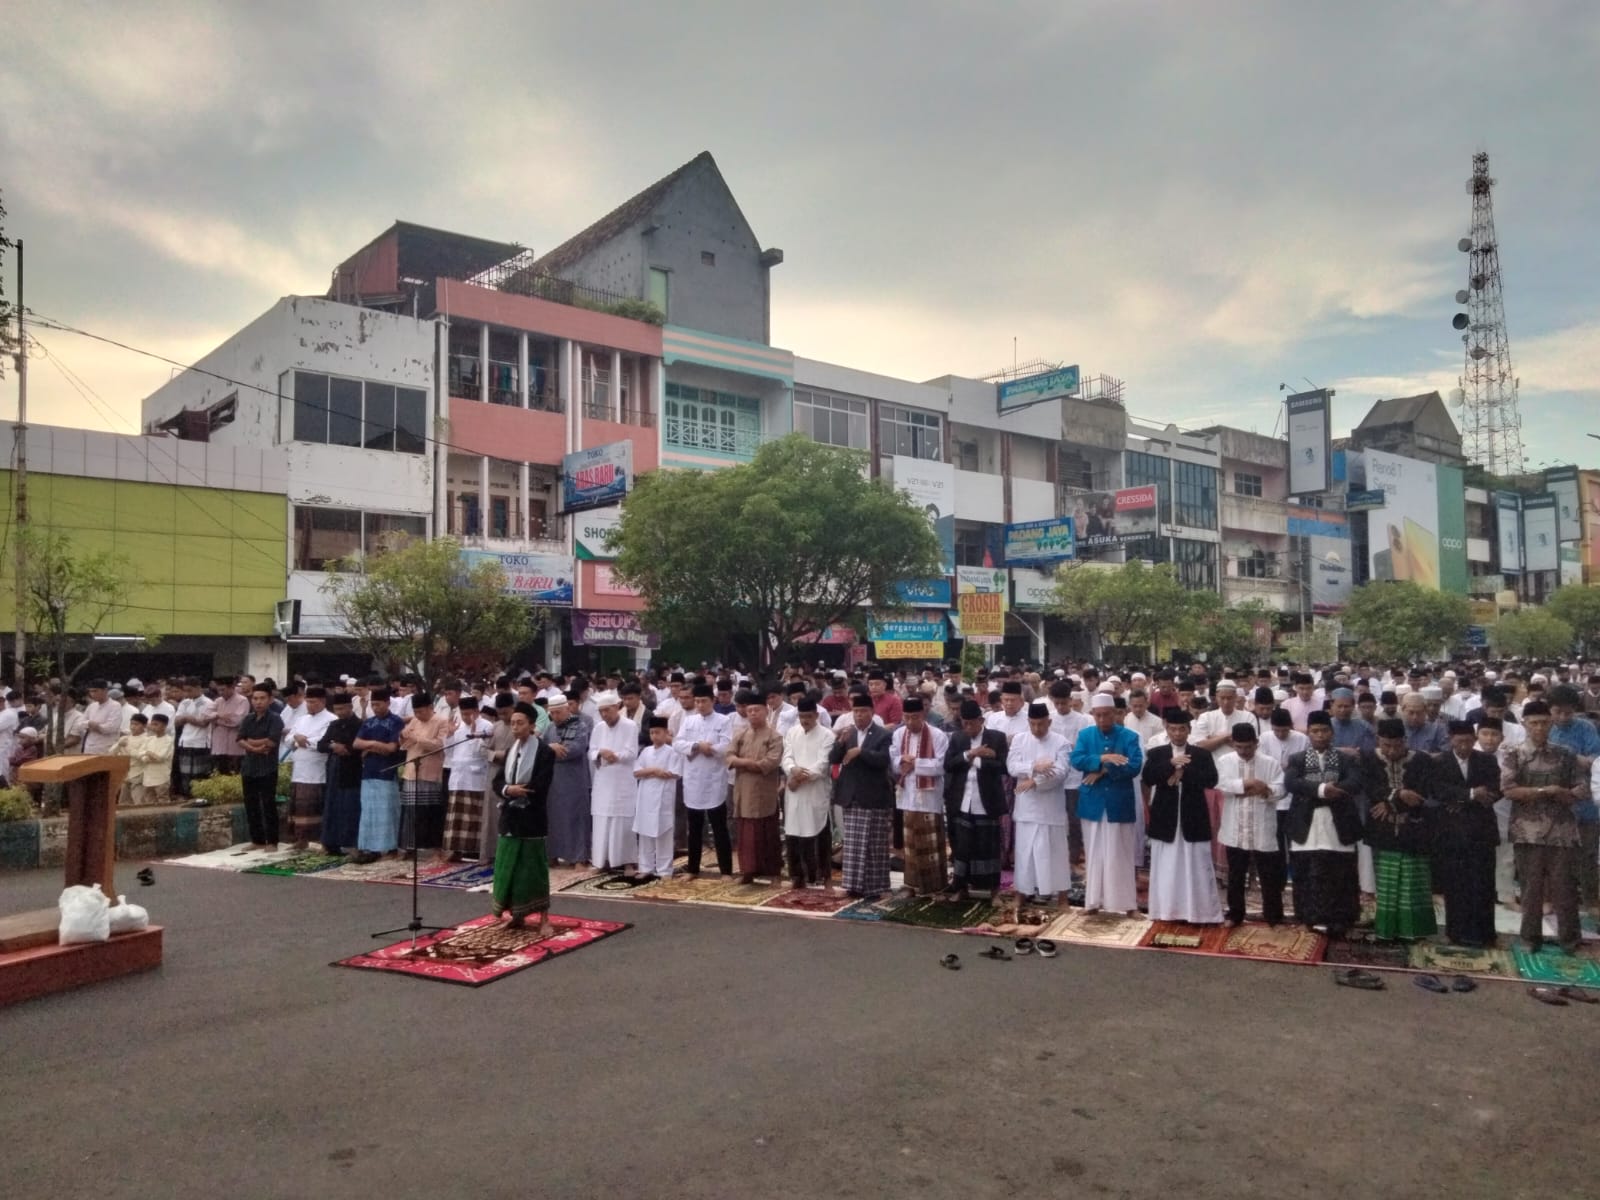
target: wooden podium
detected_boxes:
[0,754,163,1007]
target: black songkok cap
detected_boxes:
[850,691,874,709]
[1306,711,1332,728]
[1448,720,1475,736]
[647,716,669,730]
[1478,716,1503,732]
[1028,702,1049,719]
[1376,718,1406,739]
[1270,708,1293,728]
[692,683,714,699]
[1001,681,1023,696]
[1165,709,1192,725]
[796,698,818,713]
[959,699,984,720]
[513,701,540,721]
[902,696,924,713]
[1231,722,1257,742]
[1253,687,1276,705]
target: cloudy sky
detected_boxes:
[3,1,1597,470]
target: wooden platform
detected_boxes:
[0,927,163,1007]
[0,908,60,953]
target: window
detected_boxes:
[664,382,762,458]
[955,524,989,568]
[363,512,427,558]
[793,388,869,450]
[701,251,716,266]
[1124,450,1171,524]
[879,403,943,461]
[1236,549,1274,578]
[1172,538,1218,591]
[1233,471,1263,498]
[648,268,670,318]
[952,438,980,473]
[287,371,427,456]
[1173,460,1218,529]
[1059,449,1095,492]
[293,506,426,570]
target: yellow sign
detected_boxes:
[873,640,946,660]
[957,590,1005,640]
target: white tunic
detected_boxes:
[443,716,495,792]
[588,716,639,818]
[1050,708,1093,788]
[1006,730,1071,826]
[781,722,836,837]
[632,743,685,838]
[288,709,336,785]
[1123,710,1165,749]
[890,723,950,814]
[674,711,731,810]
[985,709,1029,744]
[1214,750,1285,851]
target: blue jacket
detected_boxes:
[1069,722,1144,824]
[1550,716,1600,823]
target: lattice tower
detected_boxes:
[1455,152,1525,475]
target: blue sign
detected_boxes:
[997,365,1080,413]
[1003,517,1076,566]
[1464,625,1489,649]
[461,551,574,607]
[867,612,948,642]
[561,441,632,514]
[892,577,952,607]
[1345,488,1386,511]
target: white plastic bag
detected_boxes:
[107,894,150,935]
[58,884,112,944]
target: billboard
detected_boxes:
[561,441,631,514]
[1560,543,1583,586]
[956,566,1007,645]
[574,505,623,560]
[1011,566,1060,610]
[1365,450,1458,590]
[867,612,948,643]
[892,455,956,574]
[571,610,660,649]
[1289,512,1353,614]
[997,365,1080,413]
[463,550,574,607]
[1546,467,1581,543]
[1523,494,1558,572]
[890,577,953,607]
[1286,389,1332,496]
[1063,486,1160,549]
[1495,491,1522,574]
[1003,517,1076,567]
[1435,463,1468,595]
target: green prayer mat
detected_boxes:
[1511,944,1600,990]
[244,850,348,876]
[883,896,1002,930]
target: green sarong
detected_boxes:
[1373,849,1437,940]
[492,835,550,920]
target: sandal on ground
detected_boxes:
[1528,986,1569,1006]
[1413,974,1450,994]
[1557,986,1599,1005]
[939,953,961,971]
[978,946,1012,961]
[1450,975,1478,993]
[1036,939,1058,958]
[1334,969,1385,991]
[1014,937,1034,956]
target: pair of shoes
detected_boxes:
[1529,986,1568,1006]
[1334,968,1385,991]
[939,953,962,971]
[1413,974,1450,994]
[1559,985,1600,1005]
[1014,937,1035,956]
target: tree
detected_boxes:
[608,435,943,664]
[1493,609,1575,660]
[1547,585,1600,653]
[322,535,541,680]
[1185,595,1277,667]
[1050,561,1198,661]
[1276,623,1340,663]
[1340,581,1471,661]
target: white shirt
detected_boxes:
[1191,705,1244,748]
[1122,710,1165,749]
[782,722,836,837]
[1257,729,1309,809]
[288,708,336,784]
[0,706,17,778]
[1006,730,1071,826]
[769,702,799,739]
[985,708,1030,744]
[1215,750,1285,851]
[890,723,949,814]
[674,710,732,810]
[80,698,125,754]
[1050,707,1093,788]
[1294,750,1356,853]
[1440,692,1471,721]
[390,694,414,721]
[176,696,214,750]
[632,743,685,838]
[832,710,884,734]
[444,715,495,792]
[588,716,639,818]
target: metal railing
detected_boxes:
[446,503,566,543]
[663,419,761,459]
[465,252,664,323]
[619,406,656,428]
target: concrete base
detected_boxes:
[0,925,163,1007]
[1,802,252,873]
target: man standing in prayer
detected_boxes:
[492,702,556,933]
[208,676,249,775]
[172,678,215,803]
[286,685,334,851]
[237,685,285,849]
[1546,685,1600,915]
[399,693,450,861]
[632,716,684,882]
[1284,712,1364,937]
[588,690,639,872]
[728,691,785,884]
[1142,710,1224,924]
[1070,694,1144,914]
[352,689,406,863]
[1367,718,1439,941]
[781,698,835,891]
[889,696,949,896]
[1502,699,1587,954]
[80,680,123,756]
[1008,701,1074,906]
[442,696,495,861]
[943,699,1009,899]
[542,692,593,866]
[318,693,364,857]
[676,682,734,877]
[1327,687,1376,756]
[1215,722,1287,926]
[1047,679,1093,865]
[1400,693,1450,755]
[832,691,896,899]
[1432,718,1502,947]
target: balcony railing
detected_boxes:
[664,419,761,460]
[449,353,565,413]
[619,406,656,428]
[446,503,566,544]
[465,253,666,325]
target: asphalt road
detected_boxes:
[2,861,1594,1200]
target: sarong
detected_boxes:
[442,789,485,857]
[841,806,892,896]
[1373,849,1438,940]
[321,781,361,854]
[287,782,324,841]
[492,835,550,920]
[399,777,445,850]
[1083,817,1138,912]
[176,747,212,793]
[357,778,400,852]
[901,811,948,895]
[1291,849,1360,931]
[736,813,784,879]
[950,811,1002,892]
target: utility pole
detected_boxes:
[12,239,25,694]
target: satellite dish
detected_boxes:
[1470,346,1489,360]
[1454,289,1470,304]
[1449,388,1466,406]
[1471,274,1486,290]
[1457,237,1474,252]
[1452,313,1470,330]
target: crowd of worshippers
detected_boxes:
[19,658,1600,949]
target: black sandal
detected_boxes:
[978,946,1012,961]
[1036,939,1058,958]
[1558,986,1599,1005]
[1449,975,1478,993]
[1014,937,1034,956]
[1529,986,1569,1006]
[1413,974,1449,994]
[1334,969,1385,991]
[940,953,961,971]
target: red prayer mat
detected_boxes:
[1215,923,1326,964]
[332,913,630,987]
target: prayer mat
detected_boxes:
[332,913,630,988]
[244,850,348,877]
[1495,905,1600,942]
[164,844,293,872]
[1217,923,1325,965]
[548,864,603,893]
[758,887,858,916]
[1042,910,1150,948]
[560,871,658,898]
[364,859,464,886]
[1323,933,1413,972]
[836,893,914,922]
[884,896,1003,931]
[691,878,788,908]
[1139,921,1229,954]
[1511,944,1600,990]
[313,857,418,884]
[623,874,723,903]
[420,862,498,890]
[1409,941,1518,979]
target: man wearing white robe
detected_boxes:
[1070,693,1145,914]
[587,691,639,871]
[1215,722,1288,925]
[632,717,684,880]
[1048,681,1092,867]
[674,682,734,877]
[1142,712,1225,924]
[781,699,836,889]
[1007,703,1073,904]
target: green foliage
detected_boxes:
[1050,561,1199,659]
[1185,596,1276,667]
[1546,586,1600,651]
[190,773,243,805]
[1276,624,1340,663]
[960,640,988,678]
[1341,581,1472,661]
[322,535,541,680]
[0,786,35,823]
[1493,609,1575,660]
[578,296,666,325]
[609,435,944,660]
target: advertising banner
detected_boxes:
[997,365,1080,413]
[574,505,623,560]
[874,641,946,660]
[1523,494,1558,572]
[1286,389,1332,496]
[1546,467,1581,543]
[1560,543,1583,586]
[1062,486,1160,549]
[1366,450,1449,589]
[463,550,574,607]
[571,610,660,649]
[1289,512,1353,614]
[867,612,948,643]
[1435,463,1468,595]
[561,441,631,514]
[891,577,953,607]
[1010,566,1060,610]
[1346,488,1386,511]
[956,566,1007,644]
[1495,491,1522,574]
[891,455,956,574]
[1003,517,1076,567]
[591,564,641,598]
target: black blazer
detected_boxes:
[1284,749,1365,847]
[1430,747,1501,849]
[493,737,556,839]
[1362,751,1436,853]
[830,723,895,810]
[1141,743,1219,844]
[942,728,1009,818]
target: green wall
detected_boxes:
[0,472,285,637]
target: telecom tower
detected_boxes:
[1450,152,1525,476]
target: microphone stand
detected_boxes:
[369,730,494,951]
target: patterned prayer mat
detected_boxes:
[628,875,786,908]
[363,859,464,886]
[332,913,630,987]
[884,896,1004,930]
[563,871,668,899]
[547,865,603,893]
[1494,905,1600,942]
[244,850,348,876]
[1511,944,1600,990]
[312,857,418,884]
[1409,941,1518,979]
[1040,910,1151,948]
[836,892,914,922]
[758,887,859,916]
[1139,921,1230,954]
[1216,924,1326,964]
[164,844,294,872]
[1323,933,1413,971]
[420,862,497,890]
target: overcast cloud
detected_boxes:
[3,1,1597,468]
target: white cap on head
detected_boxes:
[1530,673,1548,685]
[1089,693,1115,710]
[1421,685,1443,701]
[593,690,621,708]
[125,678,143,691]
